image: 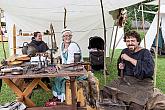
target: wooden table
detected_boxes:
[0,67,86,110]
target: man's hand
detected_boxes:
[121,54,131,62]
[121,53,137,66]
[119,63,125,69]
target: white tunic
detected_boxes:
[60,41,82,64]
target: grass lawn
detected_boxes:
[0,42,165,106]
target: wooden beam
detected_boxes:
[100,0,107,85]
[154,0,161,90]
[141,3,146,48]
[13,24,16,54]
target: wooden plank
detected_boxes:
[65,81,72,105]
[23,79,40,97]
[70,76,77,110]
[24,96,36,107]
[38,80,51,92]
[13,24,16,54]
[3,79,23,96]
[77,88,85,107]
[0,69,86,79]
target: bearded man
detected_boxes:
[103,31,154,110]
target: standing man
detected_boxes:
[103,31,154,110]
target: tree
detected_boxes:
[124,0,157,32]
[126,0,157,23]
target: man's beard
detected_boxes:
[128,45,136,51]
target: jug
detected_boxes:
[74,52,81,63]
[22,42,28,54]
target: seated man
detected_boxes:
[28,31,49,53]
[52,29,86,102]
[102,31,154,110]
[25,32,50,85]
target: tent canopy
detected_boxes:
[0,0,145,57]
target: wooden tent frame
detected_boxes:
[154,0,161,90]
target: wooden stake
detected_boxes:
[154,0,161,90]
[134,8,138,31]
[141,3,146,48]
[109,21,116,62]
[110,25,119,64]
[64,8,67,29]
[13,24,16,54]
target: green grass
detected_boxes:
[0,43,165,106]
[155,56,165,92]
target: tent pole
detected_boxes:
[64,8,67,29]
[115,33,124,48]
[0,8,6,59]
[110,25,119,64]
[154,0,160,91]
[100,0,107,85]
[109,21,116,61]
[134,8,138,31]
[141,3,146,48]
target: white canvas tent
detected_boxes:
[110,26,126,49]
[141,0,165,49]
[0,0,145,57]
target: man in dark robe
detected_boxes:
[28,31,49,53]
[27,32,50,84]
[103,31,154,110]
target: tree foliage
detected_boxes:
[124,0,158,32]
[124,17,132,32]
[126,0,158,23]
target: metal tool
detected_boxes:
[120,59,131,86]
[38,54,42,69]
